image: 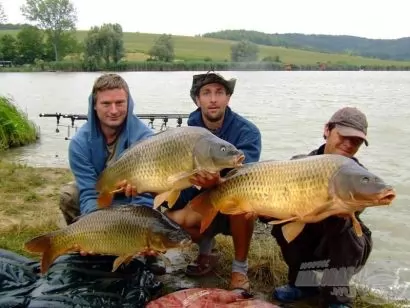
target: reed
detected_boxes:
[0,96,39,151]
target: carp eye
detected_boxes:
[220,146,226,152]
[362,176,370,184]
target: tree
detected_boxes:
[148,34,174,62]
[21,0,77,61]
[230,40,259,62]
[110,23,125,64]
[16,25,45,64]
[43,31,80,61]
[0,35,17,61]
[83,23,125,66]
[0,2,7,24]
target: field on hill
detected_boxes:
[2,29,410,68]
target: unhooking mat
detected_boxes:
[0,248,163,308]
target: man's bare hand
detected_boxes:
[190,171,221,189]
[115,179,137,197]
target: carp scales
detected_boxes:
[146,288,279,308]
[189,154,396,243]
[24,205,192,274]
[95,126,245,209]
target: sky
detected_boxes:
[1,0,409,39]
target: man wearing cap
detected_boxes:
[164,71,262,292]
[269,107,373,308]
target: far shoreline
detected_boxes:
[1,60,410,73]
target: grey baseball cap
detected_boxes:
[328,107,369,146]
[190,72,236,103]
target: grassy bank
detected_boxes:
[2,30,410,71]
[2,60,410,73]
[0,96,39,151]
[0,160,406,307]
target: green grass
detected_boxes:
[0,96,39,151]
[2,29,410,67]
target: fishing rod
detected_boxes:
[39,112,190,140]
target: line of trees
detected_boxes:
[0,0,263,68]
[2,0,408,71]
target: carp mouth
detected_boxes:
[348,187,396,207]
[376,188,396,205]
[233,154,245,166]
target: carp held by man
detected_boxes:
[189,154,396,243]
[24,205,192,274]
[95,126,245,209]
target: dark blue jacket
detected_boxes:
[68,92,155,215]
[172,106,262,209]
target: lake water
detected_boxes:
[1,71,409,302]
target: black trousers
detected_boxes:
[271,215,373,307]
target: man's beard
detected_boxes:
[204,111,224,123]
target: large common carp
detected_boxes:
[95,126,245,209]
[189,154,396,243]
[24,205,192,274]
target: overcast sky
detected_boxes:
[1,0,408,39]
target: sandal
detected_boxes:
[229,272,250,293]
[185,253,219,277]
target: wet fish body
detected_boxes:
[146,288,279,308]
[96,126,244,209]
[24,206,192,274]
[190,154,396,243]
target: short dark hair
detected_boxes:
[92,73,130,103]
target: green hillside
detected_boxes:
[203,29,410,61]
[1,29,410,68]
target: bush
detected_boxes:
[0,96,39,151]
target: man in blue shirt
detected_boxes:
[59,73,154,225]
[164,71,262,292]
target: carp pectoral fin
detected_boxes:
[282,221,306,243]
[351,213,363,237]
[297,200,335,220]
[97,191,115,208]
[165,190,181,208]
[268,216,299,225]
[218,199,251,216]
[153,190,181,209]
[188,191,219,234]
[112,254,134,272]
[153,192,168,209]
[167,170,199,187]
[299,208,349,223]
[200,206,219,234]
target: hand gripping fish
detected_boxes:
[189,154,396,243]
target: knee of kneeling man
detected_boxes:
[59,192,76,211]
[164,210,185,226]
